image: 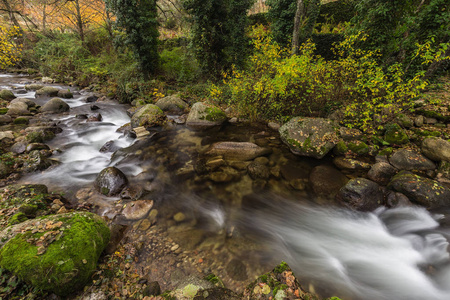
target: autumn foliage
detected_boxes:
[0,25,22,68]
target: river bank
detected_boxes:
[1,72,450,299]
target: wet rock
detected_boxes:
[186,102,227,131]
[10,97,36,108]
[40,98,70,113]
[76,114,88,119]
[168,275,215,299]
[35,86,59,97]
[90,105,100,111]
[384,123,409,145]
[99,140,120,153]
[57,89,73,98]
[6,101,29,115]
[120,185,143,200]
[87,113,102,122]
[205,157,226,171]
[422,137,450,162]
[267,122,281,131]
[85,95,98,103]
[121,200,154,220]
[367,162,398,185]
[24,84,44,91]
[0,212,110,296]
[41,76,54,83]
[131,104,167,128]
[22,150,52,173]
[388,171,450,209]
[385,191,412,208]
[0,115,12,125]
[155,95,188,114]
[173,212,186,222]
[279,117,339,159]
[389,148,435,171]
[0,89,15,101]
[169,229,204,250]
[0,131,14,141]
[333,157,371,171]
[207,142,271,161]
[336,178,384,211]
[247,161,270,180]
[309,165,348,198]
[209,171,234,183]
[94,167,128,196]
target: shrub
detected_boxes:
[213,26,433,133]
[160,47,199,82]
[0,25,22,69]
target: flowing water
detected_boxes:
[2,73,450,299]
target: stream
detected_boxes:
[2,73,450,300]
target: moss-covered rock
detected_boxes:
[57,89,73,99]
[39,98,70,113]
[347,141,369,155]
[0,212,110,296]
[0,89,15,101]
[186,102,227,131]
[24,84,44,91]
[384,123,409,145]
[279,117,339,159]
[155,95,188,114]
[35,87,59,97]
[130,104,167,128]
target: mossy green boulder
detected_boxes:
[186,102,227,130]
[279,117,339,159]
[130,104,167,128]
[35,86,60,97]
[0,212,110,296]
[0,89,15,101]
[384,123,409,145]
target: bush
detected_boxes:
[160,46,199,82]
[213,26,431,133]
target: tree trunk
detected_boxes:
[74,0,84,42]
[1,0,22,31]
[291,0,305,55]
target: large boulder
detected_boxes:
[25,84,44,91]
[388,171,450,209]
[389,148,435,171]
[279,117,339,159]
[6,101,29,115]
[206,142,271,161]
[57,89,73,99]
[22,150,53,173]
[10,97,37,108]
[35,86,60,97]
[186,102,227,131]
[0,212,110,296]
[336,178,384,211]
[130,104,167,128]
[155,95,188,114]
[40,98,70,113]
[0,89,15,101]
[422,137,450,162]
[95,167,128,196]
[309,165,348,198]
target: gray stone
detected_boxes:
[6,101,29,115]
[0,115,12,125]
[155,95,188,114]
[367,162,398,185]
[336,178,384,211]
[130,104,167,128]
[396,114,414,128]
[121,200,154,220]
[94,167,128,196]
[207,142,271,161]
[414,115,424,127]
[24,84,44,91]
[389,148,435,171]
[186,102,227,131]
[422,137,450,162]
[35,86,59,97]
[385,191,412,208]
[309,165,348,198]
[0,89,15,101]
[388,171,450,209]
[40,98,70,113]
[57,89,73,98]
[279,117,339,159]
[0,131,14,141]
[22,150,52,173]
[339,127,363,141]
[333,157,371,171]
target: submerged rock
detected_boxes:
[309,165,348,198]
[279,117,339,159]
[186,102,227,131]
[206,142,271,161]
[388,171,450,209]
[336,178,384,211]
[367,162,398,185]
[0,212,110,296]
[94,167,128,196]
